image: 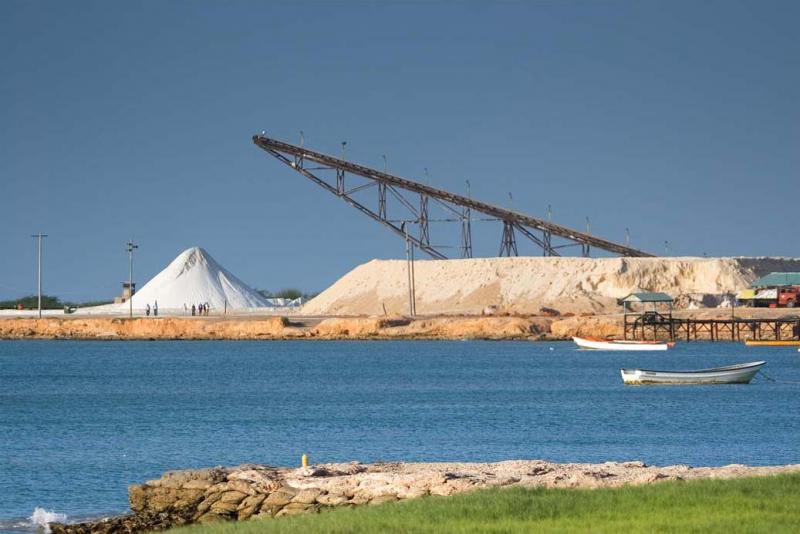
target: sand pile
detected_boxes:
[302,256,800,316]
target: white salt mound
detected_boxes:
[127,246,269,310]
[302,256,800,316]
[84,246,269,312]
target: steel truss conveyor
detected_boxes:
[253,133,654,259]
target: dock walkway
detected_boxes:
[625,314,800,342]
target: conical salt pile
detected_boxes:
[127,247,269,310]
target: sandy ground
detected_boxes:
[302,256,800,316]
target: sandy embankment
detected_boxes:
[51,460,800,534]
[0,315,555,340]
[2,307,795,341]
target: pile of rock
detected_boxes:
[50,460,800,534]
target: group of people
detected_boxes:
[140,301,213,317]
[186,302,210,316]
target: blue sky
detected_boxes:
[1,1,798,301]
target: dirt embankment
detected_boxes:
[51,460,800,534]
[2,308,792,341]
[0,316,555,341]
[0,317,300,340]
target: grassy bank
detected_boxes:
[173,474,800,533]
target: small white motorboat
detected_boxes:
[620,361,766,385]
[573,336,674,351]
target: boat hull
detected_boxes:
[573,336,670,351]
[620,361,765,385]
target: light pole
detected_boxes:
[127,240,138,318]
[341,141,347,160]
[402,223,416,317]
[31,233,47,318]
[382,154,387,173]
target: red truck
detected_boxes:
[777,287,800,308]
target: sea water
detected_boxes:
[1,340,798,529]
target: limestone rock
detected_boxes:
[263,487,298,507]
[237,494,266,511]
[316,493,350,506]
[217,490,248,504]
[292,488,323,504]
[209,500,239,515]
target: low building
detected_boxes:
[738,272,800,308]
[113,282,136,304]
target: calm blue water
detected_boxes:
[1,340,799,528]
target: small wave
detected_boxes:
[28,508,67,533]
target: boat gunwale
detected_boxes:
[620,361,766,375]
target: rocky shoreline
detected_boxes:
[1,308,792,341]
[0,315,562,341]
[50,460,800,534]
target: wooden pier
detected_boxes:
[624,313,800,342]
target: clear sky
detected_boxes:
[1,1,798,302]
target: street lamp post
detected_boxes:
[31,233,48,318]
[127,240,138,319]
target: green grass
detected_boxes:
[172,474,800,533]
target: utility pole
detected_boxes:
[403,224,416,317]
[31,233,47,318]
[127,240,138,319]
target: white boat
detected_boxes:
[620,361,766,385]
[572,336,674,351]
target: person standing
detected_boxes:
[191,304,196,316]
[145,303,151,317]
[153,301,159,317]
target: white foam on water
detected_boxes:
[28,508,67,533]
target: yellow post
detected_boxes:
[301,453,308,468]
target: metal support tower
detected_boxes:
[252,133,654,259]
[418,194,430,246]
[461,207,472,259]
[499,221,518,257]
